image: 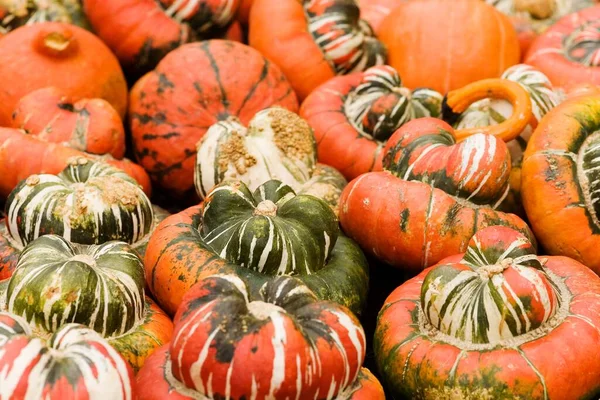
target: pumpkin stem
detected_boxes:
[514,0,556,20]
[477,258,513,280]
[35,26,78,58]
[254,200,278,217]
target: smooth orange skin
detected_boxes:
[0,128,151,198]
[379,0,520,94]
[0,22,127,126]
[249,0,335,100]
[359,0,406,34]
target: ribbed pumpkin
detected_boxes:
[379,0,520,94]
[136,274,384,400]
[2,234,173,372]
[145,179,369,316]
[11,87,126,159]
[526,5,600,89]
[375,226,600,399]
[129,40,299,195]
[522,95,600,275]
[195,107,347,213]
[0,314,136,399]
[0,0,90,35]
[249,0,386,100]
[300,65,443,180]
[83,0,241,76]
[0,22,127,125]
[339,118,534,271]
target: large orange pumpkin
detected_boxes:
[358,0,406,34]
[379,0,521,94]
[0,22,127,125]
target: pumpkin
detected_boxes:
[2,234,173,372]
[522,95,600,275]
[83,0,241,76]
[129,40,299,195]
[358,0,405,34]
[375,226,600,399]
[526,6,600,89]
[145,180,369,316]
[300,65,443,180]
[11,87,126,159]
[249,0,386,100]
[0,0,90,35]
[136,274,384,399]
[236,0,253,25]
[339,118,534,271]
[379,0,520,94]
[0,314,136,399]
[0,22,127,125]
[194,107,347,213]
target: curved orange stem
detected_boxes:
[447,78,533,143]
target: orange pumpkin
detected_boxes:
[249,0,386,100]
[11,87,125,159]
[237,0,254,26]
[0,22,127,126]
[379,0,520,94]
[358,0,406,34]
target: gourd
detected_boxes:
[0,0,90,35]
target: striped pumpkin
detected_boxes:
[194,107,347,213]
[0,0,90,35]
[136,274,384,399]
[0,314,135,399]
[376,226,600,399]
[201,180,338,275]
[300,65,443,180]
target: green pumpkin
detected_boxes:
[202,180,339,276]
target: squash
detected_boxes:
[0,0,90,35]
[0,22,127,125]
[522,95,600,275]
[83,0,241,76]
[358,0,406,34]
[2,234,174,372]
[379,0,520,94]
[526,5,600,89]
[300,65,443,180]
[0,314,136,399]
[236,0,253,26]
[11,87,126,159]
[145,180,369,316]
[136,274,384,399]
[375,226,600,399]
[129,40,299,195]
[249,0,386,100]
[339,118,534,271]
[194,107,347,213]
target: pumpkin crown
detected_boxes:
[344,65,443,142]
[563,18,600,67]
[420,226,562,346]
[158,0,238,33]
[34,23,79,58]
[201,179,339,276]
[303,0,386,75]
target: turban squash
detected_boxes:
[136,274,384,399]
[522,95,600,275]
[375,226,600,399]
[249,0,387,100]
[129,40,299,195]
[195,107,347,214]
[145,179,369,316]
[0,314,136,399]
[0,0,90,35]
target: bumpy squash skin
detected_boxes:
[375,227,600,399]
[129,40,298,195]
[145,204,369,317]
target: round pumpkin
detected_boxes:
[83,0,241,76]
[379,0,520,94]
[2,234,173,372]
[145,179,370,316]
[129,40,299,195]
[136,274,384,399]
[358,0,406,34]
[0,0,90,35]
[0,315,136,399]
[249,0,387,100]
[11,87,126,159]
[300,65,444,180]
[375,226,600,399]
[0,22,127,125]
[195,107,347,213]
[339,118,534,271]
[522,95,600,275]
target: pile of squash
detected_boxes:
[2,0,600,399]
